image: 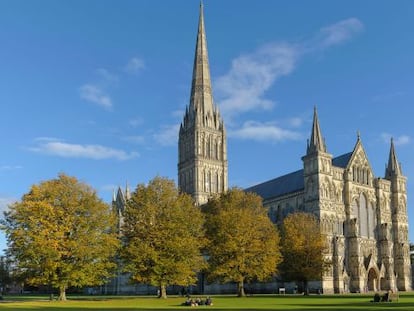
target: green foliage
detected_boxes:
[203,188,282,296]
[121,176,206,298]
[1,173,119,300]
[280,212,330,291]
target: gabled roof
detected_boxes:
[246,152,353,201]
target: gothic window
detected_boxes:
[351,199,358,220]
[212,140,217,160]
[204,170,211,193]
[205,137,210,158]
[211,171,217,192]
[201,136,205,156]
[368,202,376,239]
[189,170,194,193]
[359,194,368,237]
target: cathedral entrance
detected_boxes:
[367,268,378,291]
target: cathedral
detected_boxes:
[177,3,411,294]
[110,3,411,294]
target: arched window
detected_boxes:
[359,194,368,237]
[368,202,376,238]
[211,171,217,192]
[201,136,205,156]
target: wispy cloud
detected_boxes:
[371,91,405,103]
[215,18,364,120]
[381,133,411,146]
[154,124,180,146]
[0,165,23,171]
[216,43,298,117]
[124,57,145,74]
[96,68,119,84]
[311,18,364,50]
[122,135,146,145]
[80,84,112,109]
[30,138,138,160]
[129,118,144,128]
[228,121,302,143]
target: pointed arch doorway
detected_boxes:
[367,268,379,292]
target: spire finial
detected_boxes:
[386,137,402,178]
[307,106,326,154]
[189,0,214,118]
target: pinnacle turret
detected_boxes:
[385,138,402,178]
[307,107,327,154]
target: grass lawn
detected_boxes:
[0,293,413,310]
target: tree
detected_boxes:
[1,173,119,300]
[0,256,12,295]
[203,188,282,297]
[279,212,330,294]
[121,177,206,299]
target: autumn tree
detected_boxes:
[203,188,282,297]
[121,177,206,299]
[279,212,330,294]
[1,173,119,300]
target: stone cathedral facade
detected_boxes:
[178,4,411,294]
[107,4,411,295]
[246,110,411,293]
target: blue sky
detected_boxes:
[0,0,413,252]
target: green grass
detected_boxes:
[0,293,413,310]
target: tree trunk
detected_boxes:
[159,284,167,299]
[58,285,67,301]
[237,280,246,297]
[303,280,309,296]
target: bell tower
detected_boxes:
[178,3,228,205]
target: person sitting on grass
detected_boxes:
[371,293,380,302]
[205,296,213,306]
[381,291,391,302]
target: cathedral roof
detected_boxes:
[332,152,353,168]
[246,152,353,201]
[245,169,304,201]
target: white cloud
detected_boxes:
[314,18,364,49]
[216,43,298,117]
[381,133,411,146]
[30,138,138,160]
[154,124,180,146]
[228,121,302,143]
[80,84,112,109]
[125,57,145,74]
[287,117,304,128]
[215,18,363,120]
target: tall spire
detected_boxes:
[386,138,402,178]
[190,1,214,117]
[307,107,326,154]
